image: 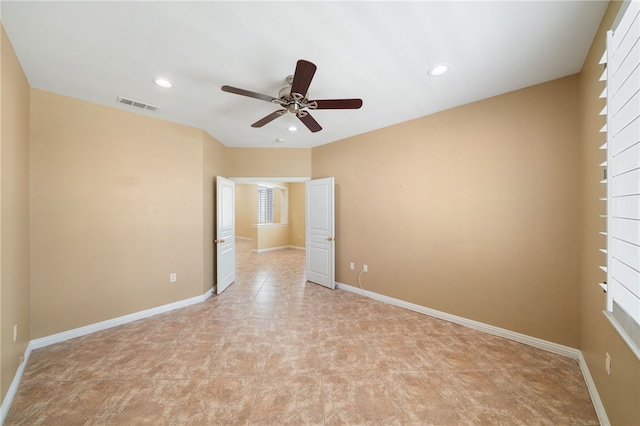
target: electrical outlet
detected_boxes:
[13,324,17,342]
[363,264,368,272]
[605,352,611,375]
[170,273,177,282]
[350,262,355,270]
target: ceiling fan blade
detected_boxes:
[290,60,317,96]
[221,85,276,103]
[312,99,363,110]
[251,109,287,128]
[297,112,322,133]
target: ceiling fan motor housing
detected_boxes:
[277,86,313,114]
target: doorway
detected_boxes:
[231,177,308,269]
[216,176,335,293]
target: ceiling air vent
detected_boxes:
[116,96,159,112]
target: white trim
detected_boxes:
[335,282,610,422]
[0,289,214,423]
[0,346,32,425]
[603,310,640,361]
[235,236,252,241]
[579,352,610,426]
[253,245,304,254]
[1,284,608,424]
[336,282,580,359]
[30,289,212,350]
[230,177,310,183]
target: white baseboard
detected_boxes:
[578,352,610,426]
[235,236,252,241]
[0,288,213,424]
[336,281,609,421]
[337,281,580,359]
[253,245,305,254]
[3,283,609,426]
[0,347,32,424]
[30,289,213,350]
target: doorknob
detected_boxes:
[214,239,225,244]
[327,237,334,241]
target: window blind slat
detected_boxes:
[611,89,640,132]
[611,115,639,153]
[612,142,640,175]
[611,279,640,320]
[613,195,640,220]
[612,257,640,298]
[612,217,640,246]
[610,29,638,83]
[600,67,608,81]
[612,238,640,272]
[611,69,639,117]
[611,1,639,53]
[600,86,608,99]
[600,105,608,115]
[610,40,639,96]
[612,167,640,197]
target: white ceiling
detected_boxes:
[1,1,608,148]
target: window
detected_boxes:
[257,187,274,223]
[255,183,289,225]
[601,0,640,359]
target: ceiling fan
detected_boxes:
[221,59,363,133]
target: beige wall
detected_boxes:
[313,75,581,347]
[0,25,31,401]
[30,90,208,338]
[289,182,305,248]
[226,148,311,177]
[579,1,640,424]
[255,225,290,251]
[3,3,638,422]
[235,183,257,239]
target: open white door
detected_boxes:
[306,177,335,289]
[216,176,236,294]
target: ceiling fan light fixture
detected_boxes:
[428,64,449,77]
[153,77,173,88]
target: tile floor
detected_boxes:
[6,239,599,425]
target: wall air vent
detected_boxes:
[116,96,159,112]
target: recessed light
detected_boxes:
[428,64,449,77]
[153,78,173,88]
[288,126,298,132]
[275,138,285,144]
